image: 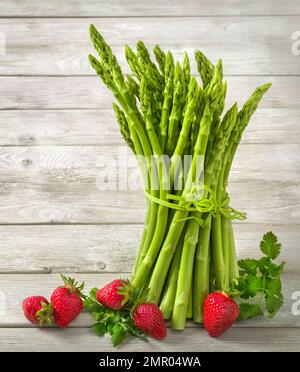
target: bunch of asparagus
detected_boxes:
[89,24,271,330]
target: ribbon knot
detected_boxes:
[145,183,246,226]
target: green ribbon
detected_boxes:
[145,183,246,226]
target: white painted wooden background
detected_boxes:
[0,0,299,352]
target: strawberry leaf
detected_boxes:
[260,231,281,259]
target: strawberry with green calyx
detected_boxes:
[84,282,167,347]
[22,296,53,326]
[203,231,284,337]
[96,279,130,310]
[133,302,167,340]
[84,287,148,347]
[203,292,239,337]
[50,274,85,328]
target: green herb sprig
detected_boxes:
[230,232,284,320]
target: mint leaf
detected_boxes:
[238,303,263,320]
[92,322,106,336]
[238,259,258,275]
[260,231,281,259]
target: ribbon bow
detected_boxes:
[145,183,246,226]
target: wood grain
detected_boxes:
[0,224,298,273]
[1,109,300,146]
[0,1,299,17]
[0,17,299,75]
[0,273,298,328]
[0,144,298,223]
[0,144,299,183]
[1,1,299,352]
[0,181,298,224]
[1,328,300,352]
[0,76,299,110]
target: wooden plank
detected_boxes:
[0,223,298,273]
[0,17,299,75]
[0,273,298,328]
[1,108,300,146]
[0,1,299,17]
[0,143,298,223]
[0,110,121,146]
[0,144,299,184]
[0,225,142,273]
[1,327,299,352]
[0,76,297,110]
[0,180,298,224]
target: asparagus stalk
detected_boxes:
[187,285,193,319]
[88,27,272,330]
[193,214,212,322]
[133,78,199,291]
[171,103,212,330]
[195,50,215,89]
[159,52,175,152]
[159,232,185,319]
[153,45,166,76]
[147,60,224,304]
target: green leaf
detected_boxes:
[238,259,258,275]
[277,262,285,275]
[238,275,263,299]
[83,287,102,313]
[111,329,126,347]
[247,275,263,296]
[265,277,284,318]
[83,298,102,313]
[266,261,285,278]
[265,291,283,318]
[89,287,99,299]
[238,303,263,320]
[265,277,282,294]
[92,322,106,336]
[257,256,272,275]
[260,231,281,259]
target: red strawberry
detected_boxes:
[22,296,52,326]
[96,279,128,310]
[133,303,167,340]
[203,292,240,337]
[50,275,84,328]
